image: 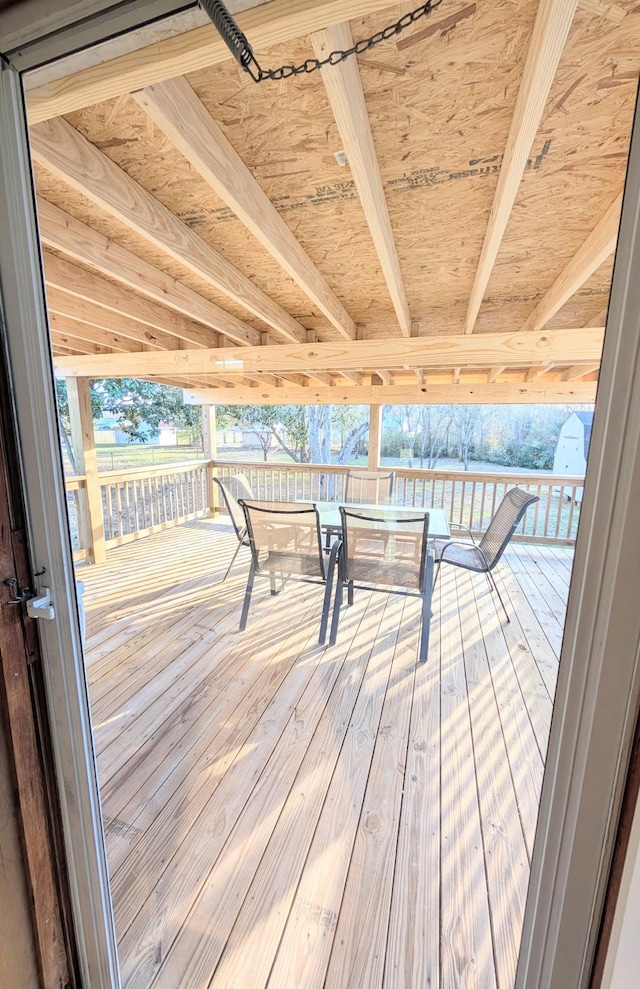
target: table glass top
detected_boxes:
[299,501,450,539]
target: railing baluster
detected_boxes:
[65,461,586,557]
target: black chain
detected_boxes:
[202,0,445,83]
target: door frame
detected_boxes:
[1,3,640,987]
[0,60,121,988]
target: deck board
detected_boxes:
[79,518,572,989]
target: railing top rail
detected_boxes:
[65,474,87,488]
[96,459,212,483]
[210,459,585,486]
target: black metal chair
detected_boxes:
[329,506,434,664]
[344,468,396,504]
[431,486,539,622]
[212,473,255,581]
[238,499,340,643]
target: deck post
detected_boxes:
[66,376,106,564]
[202,404,218,514]
[367,404,383,469]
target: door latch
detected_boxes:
[3,578,55,620]
[26,587,55,621]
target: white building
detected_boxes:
[553,410,594,476]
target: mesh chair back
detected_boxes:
[344,469,395,504]
[240,500,325,578]
[340,507,429,590]
[214,473,254,538]
[479,487,539,568]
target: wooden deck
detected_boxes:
[80,517,571,989]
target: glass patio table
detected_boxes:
[305,501,451,540]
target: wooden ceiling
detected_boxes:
[28,0,639,404]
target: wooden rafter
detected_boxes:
[181,381,597,405]
[464,0,579,334]
[525,363,553,381]
[25,0,400,123]
[374,369,394,384]
[53,327,604,379]
[520,193,623,332]
[562,363,600,381]
[50,331,112,356]
[37,197,260,347]
[134,78,356,341]
[47,291,183,352]
[311,21,411,336]
[30,117,307,344]
[44,252,214,349]
[48,312,144,353]
[584,306,609,329]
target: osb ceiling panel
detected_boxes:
[481,1,639,326]
[31,0,640,363]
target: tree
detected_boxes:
[331,406,369,464]
[398,405,453,469]
[217,404,369,466]
[450,405,489,470]
[55,378,203,465]
[217,405,310,461]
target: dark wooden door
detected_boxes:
[0,343,74,988]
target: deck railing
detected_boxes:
[64,458,584,562]
[65,460,210,560]
[212,461,585,545]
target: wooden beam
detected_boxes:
[66,377,105,564]
[26,0,400,123]
[30,117,307,344]
[368,405,383,468]
[311,21,411,336]
[487,366,505,383]
[464,0,579,334]
[134,78,356,341]
[44,254,205,349]
[182,381,597,406]
[520,193,623,332]
[37,197,259,347]
[53,328,605,379]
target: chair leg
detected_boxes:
[419,551,435,664]
[239,561,256,631]
[487,569,510,623]
[319,541,341,645]
[433,557,442,588]
[330,578,344,645]
[347,580,354,606]
[222,538,244,582]
[419,592,431,664]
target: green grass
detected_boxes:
[95,444,205,471]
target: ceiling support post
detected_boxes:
[368,404,383,470]
[66,376,105,564]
